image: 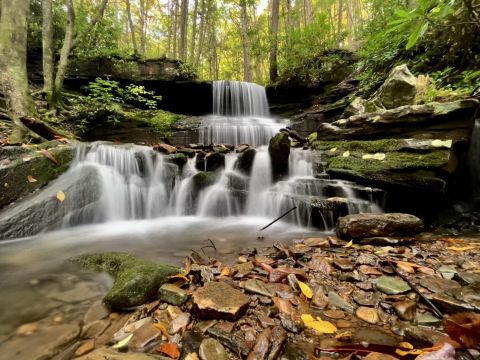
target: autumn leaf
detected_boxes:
[157,343,180,359]
[301,314,337,334]
[37,149,59,165]
[447,246,476,252]
[113,333,133,349]
[27,175,37,183]
[443,312,480,348]
[56,191,65,202]
[297,280,313,299]
[396,261,415,273]
[342,240,353,248]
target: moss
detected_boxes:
[192,171,216,192]
[125,109,185,137]
[311,139,406,153]
[73,252,178,309]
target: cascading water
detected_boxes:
[199,81,283,146]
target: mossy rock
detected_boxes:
[192,171,216,193]
[0,142,74,209]
[164,153,188,168]
[73,252,178,309]
[268,132,290,181]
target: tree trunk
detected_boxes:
[189,0,198,63]
[125,0,138,55]
[51,0,75,107]
[269,0,280,83]
[337,0,343,46]
[195,0,207,68]
[239,0,252,82]
[139,0,146,55]
[0,0,40,143]
[179,0,189,61]
[173,0,179,58]
[42,0,54,107]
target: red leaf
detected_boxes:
[157,343,180,359]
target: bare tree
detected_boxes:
[239,0,252,82]
[179,0,189,61]
[125,0,138,54]
[269,0,280,83]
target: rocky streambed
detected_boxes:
[1,213,479,360]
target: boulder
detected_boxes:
[371,64,417,109]
[234,148,256,175]
[72,253,178,309]
[0,142,74,210]
[154,143,177,154]
[336,213,424,240]
[192,281,249,321]
[268,132,290,181]
[343,97,370,117]
[205,152,225,172]
[192,172,216,193]
[164,153,188,168]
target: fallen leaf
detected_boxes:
[297,280,313,299]
[301,314,337,334]
[415,342,456,360]
[220,267,233,277]
[342,240,353,248]
[56,191,65,202]
[342,150,350,158]
[396,261,416,273]
[330,147,337,152]
[37,149,59,165]
[157,343,181,359]
[53,135,70,144]
[185,353,200,360]
[113,333,133,349]
[443,312,480,348]
[153,322,169,336]
[27,175,37,183]
[447,246,476,252]
[372,153,386,160]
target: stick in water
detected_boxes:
[259,206,297,231]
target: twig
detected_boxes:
[259,206,297,231]
[382,256,444,318]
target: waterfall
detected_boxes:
[200,81,283,147]
[213,80,270,117]
[0,142,384,240]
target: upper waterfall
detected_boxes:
[212,80,270,117]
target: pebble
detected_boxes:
[376,276,411,295]
[158,284,189,306]
[74,339,95,357]
[244,279,276,297]
[356,307,379,324]
[199,338,228,360]
[393,300,417,321]
[328,291,355,314]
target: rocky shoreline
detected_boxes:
[3,213,478,360]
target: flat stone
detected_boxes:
[130,323,162,350]
[75,340,95,357]
[180,331,204,358]
[438,265,457,280]
[199,338,228,360]
[328,291,355,314]
[392,322,449,346]
[352,290,380,307]
[206,327,251,357]
[333,259,354,271]
[83,300,110,325]
[77,347,159,359]
[416,313,442,326]
[159,284,189,306]
[376,276,411,295]
[454,284,480,309]
[193,282,249,321]
[279,313,304,334]
[393,301,416,321]
[234,262,254,277]
[267,326,287,360]
[359,237,415,246]
[430,293,475,313]
[82,319,110,338]
[269,268,307,283]
[356,307,379,324]
[247,328,271,359]
[244,279,276,297]
[323,310,345,319]
[169,312,191,334]
[418,276,461,293]
[48,282,100,303]
[312,289,329,309]
[454,272,480,286]
[280,342,315,360]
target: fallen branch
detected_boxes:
[259,206,297,231]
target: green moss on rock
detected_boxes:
[73,252,178,309]
[269,132,290,180]
[192,171,216,192]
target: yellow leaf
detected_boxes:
[395,348,424,356]
[154,322,169,336]
[330,147,337,152]
[398,342,413,349]
[342,150,350,157]
[396,261,416,273]
[56,191,65,202]
[113,333,133,349]
[362,154,373,159]
[447,246,476,252]
[27,175,37,183]
[297,280,313,299]
[169,274,190,282]
[220,267,232,277]
[372,152,386,160]
[342,240,353,248]
[301,314,337,334]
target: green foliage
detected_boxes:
[128,110,185,137]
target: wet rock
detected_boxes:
[234,148,256,175]
[82,319,110,338]
[83,300,109,325]
[359,237,415,246]
[164,153,188,168]
[336,213,424,240]
[180,331,204,357]
[280,342,314,360]
[154,143,177,154]
[267,326,287,360]
[376,276,411,295]
[333,259,354,271]
[352,290,380,307]
[324,310,345,319]
[169,312,191,334]
[358,265,383,276]
[206,327,251,357]
[247,328,271,360]
[393,300,416,321]
[77,347,159,359]
[235,144,250,153]
[245,279,276,297]
[392,322,450,347]
[199,338,228,360]
[312,289,329,309]
[269,132,291,181]
[455,284,480,309]
[371,64,417,109]
[205,152,225,172]
[48,282,101,303]
[356,307,379,324]
[75,340,95,357]
[343,97,369,117]
[416,313,441,326]
[430,293,476,313]
[328,291,355,314]
[353,328,399,347]
[269,267,307,283]
[73,253,178,309]
[192,171,216,194]
[234,261,254,277]
[438,265,457,280]
[418,275,461,294]
[454,272,480,286]
[193,282,249,321]
[279,313,304,333]
[158,284,189,306]
[130,323,162,350]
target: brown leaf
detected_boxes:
[443,312,480,348]
[359,265,383,276]
[37,149,59,165]
[157,343,180,359]
[273,297,293,316]
[27,175,37,183]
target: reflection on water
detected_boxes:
[0,216,318,339]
